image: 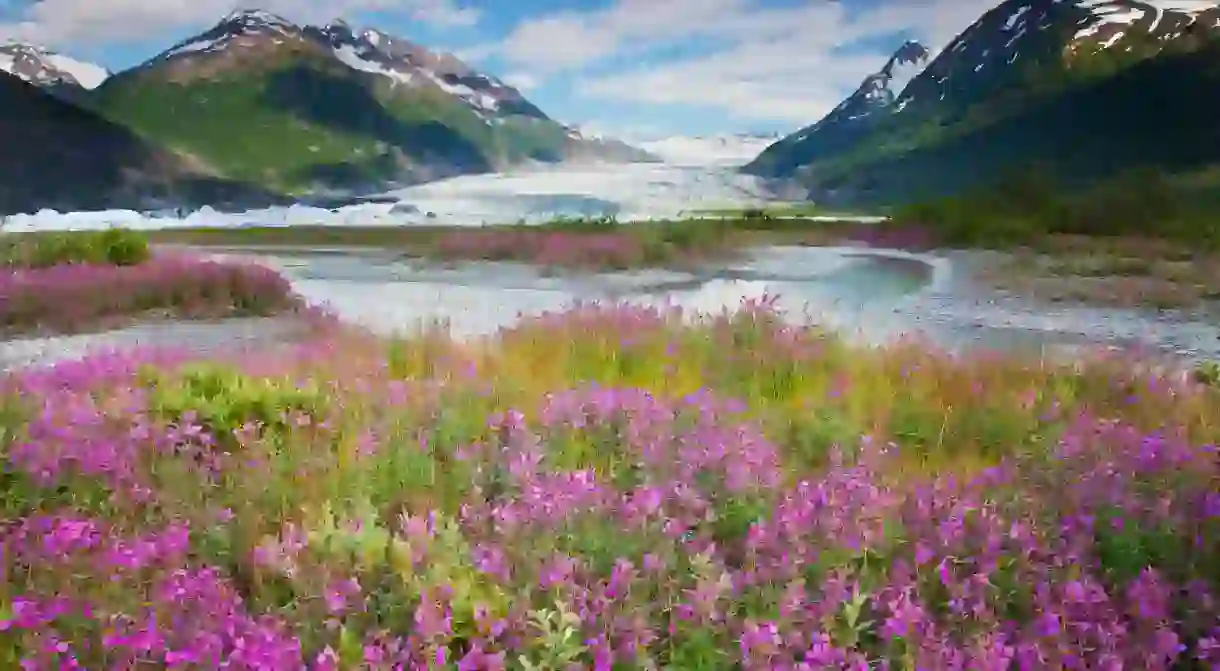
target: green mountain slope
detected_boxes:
[0,70,282,215]
[820,40,1220,205]
[89,10,651,194]
[745,0,1220,205]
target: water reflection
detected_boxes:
[7,245,1217,373]
[264,246,1220,364]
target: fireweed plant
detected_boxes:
[0,254,300,336]
[1,297,1219,669]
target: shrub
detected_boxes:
[893,166,1218,249]
[0,229,151,268]
[0,256,298,335]
[142,362,330,452]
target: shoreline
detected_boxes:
[0,314,326,372]
[148,222,1220,313]
[6,223,1217,375]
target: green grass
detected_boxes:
[0,229,150,268]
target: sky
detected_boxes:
[0,0,999,138]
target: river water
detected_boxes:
[3,163,1218,370]
[205,245,1220,364]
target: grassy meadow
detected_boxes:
[1,272,1219,668]
[0,223,1218,668]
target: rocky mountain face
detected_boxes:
[747,40,929,177]
[0,42,109,104]
[0,71,283,215]
[745,0,1220,204]
[89,10,651,193]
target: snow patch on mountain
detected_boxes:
[0,43,109,89]
[888,0,1220,116]
[161,9,298,59]
[1072,0,1220,51]
[331,44,413,85]
[823,40,932,123]
[43,54,109,88]
[151,12,535,122]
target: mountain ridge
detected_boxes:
[744,0,1220,204]
[746,39,930,177]
[0,8,653,213]
[94,8,653,187]
[0,70,284,215]
[0,42,109,104]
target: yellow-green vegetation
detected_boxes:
[0,228,151,268]
[892,166,1220,249]
[2,302,1218,667]
[893,167,1220,308]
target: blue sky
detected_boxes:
[0,0,992,138]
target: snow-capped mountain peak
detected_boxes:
[219,8,295,32]
[159,8,300,60]
[145,10,551,123]
[878,40,931,101]
[0,42,109,90]
[891,0,1220,116]
[307,20,543,119]
[1070,0,1220,51]
[820,39,931,124]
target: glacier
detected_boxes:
[0,163,794,232]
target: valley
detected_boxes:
[3,2,1220,667]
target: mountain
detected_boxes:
[90,10,651,193]
[0,42,109,103]
[744,0,1220,204]
[0,71,283,215]
[636,132,783,166]
[746,40,929,177]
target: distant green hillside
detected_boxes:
[91,47,495,193]
[85,11,650,194]
[745,0,1220,207]
[0,70,281,215]
[818,40,1220,206]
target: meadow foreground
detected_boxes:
[1,292,1219,669]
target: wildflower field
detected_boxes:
[0,229,298,336]
[2,283,1219,669]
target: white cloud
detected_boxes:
[501,71,540,91]
[487,0,996,124]
[496,0,751,72]
[0,0,479,47]
[575,121,668,143]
